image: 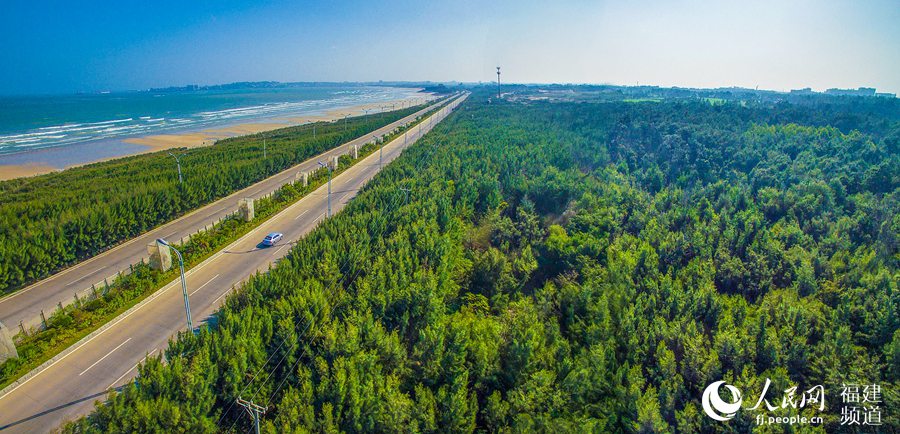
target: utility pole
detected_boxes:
[318,161,332,217]
[399,187,410,204]
[167,152,183,185]
[263,138,267,159]
[496,66,501,99]
[237,397,267,434]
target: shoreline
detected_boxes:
[0,163,58,180]
[0,94,432,181]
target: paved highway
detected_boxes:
[0,96,444,331]
[0,93,467,433]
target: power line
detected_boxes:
[214,97,454,430]
[217,95,465,432]
[251,99,457,406]
[257,100,460,411]
[221,121,435,432]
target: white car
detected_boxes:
[262,232,283,247]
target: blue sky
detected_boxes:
[1,0,898,95]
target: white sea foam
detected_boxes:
[87,118,133,125]
[37,123,83,131]
[0,86,422,156]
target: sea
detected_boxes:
[0,85,424,168]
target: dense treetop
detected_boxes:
[67,88,898,432]
[0,104,429,294]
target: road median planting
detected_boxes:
[0,97,457,394]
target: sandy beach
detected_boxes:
[123,98,430,152]
[0,163,59,180]
[0,94,432,181]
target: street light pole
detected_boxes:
[167,152,183,185]
[156,239,192,331]
[374,135,382,169]
[318,161,331,217]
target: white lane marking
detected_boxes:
[0,99,458,401]
[79,337,132,376]
[190,274,219,296]
[213,287,233,305]
[272,245,287,257]
[0,99,447,306]
[107,348,157,389]
[340,193,351,203]
[294,209,310,220]
[0,270,192,400]
[65,266,108,287]
[313,212,325,224]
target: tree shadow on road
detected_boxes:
[224,244,264,254]
[0,389,112,431]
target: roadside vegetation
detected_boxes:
[0,100,452,391]
[67,89,897,432]
[0,99,440,294]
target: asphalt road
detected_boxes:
[0,92,467,433]
[0,96,444,331]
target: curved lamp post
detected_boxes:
[156,238,192,331]
[373,135,383,169]
[167,152,183,184]
[318,161,332,217]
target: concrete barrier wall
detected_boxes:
[16,211,240,336]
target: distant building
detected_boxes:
[790,88,815,95]
[875,92,896,98]
[825,87,877,97]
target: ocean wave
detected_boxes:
[88,118,133,126]
[37,123,83,131]
[0,86,422,156]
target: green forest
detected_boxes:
[0,101,434,294]
[66,88,898,432]
[0,104,446,391]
